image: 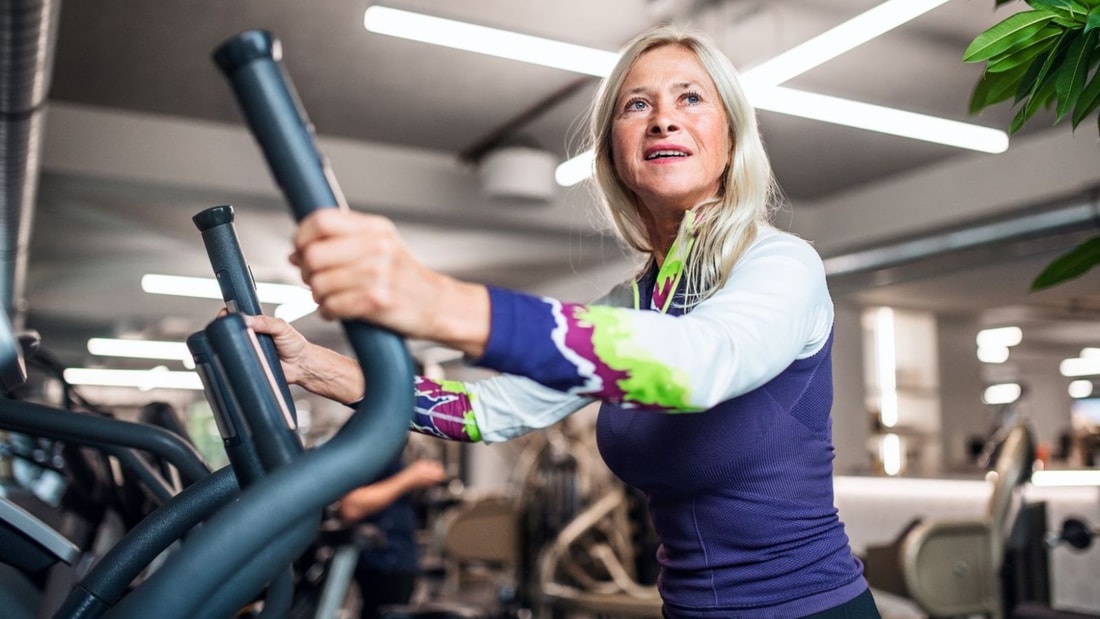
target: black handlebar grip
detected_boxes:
[192,204,298,423]
[192,205,262,316]
[212,30,347,220]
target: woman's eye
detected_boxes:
[684,91,702,105]
[624,99,647,112]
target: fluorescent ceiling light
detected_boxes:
[1068,379,1093,399]
[1061,356,1100,377]
[141,274,317,322]
[874,307,898,428]
[1031,469,1100,487]
[361,4,1009,185]
[880,433,902,476]
[275,301,320,323]
[64,367,203,391]
[750,87,1008,153]
[976,345,1009,364]
[982,382,1021,405]
[742,0,953,88]
[364,6,617,77]
[976,326,1023,348]
[88,337,195,369]
[141,274,221,299]
[555,150,595,187]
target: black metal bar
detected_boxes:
[187,330,265,486]
[0,399,210,485]
[204,314,303,470]
[52,466,239,619]
[192,203,298,424]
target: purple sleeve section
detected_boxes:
[477,286,587,393]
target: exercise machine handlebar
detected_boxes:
[103,30,416,618]
[211,30,347,219]
[192,203,298,423]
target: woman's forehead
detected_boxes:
[619,45,712,91]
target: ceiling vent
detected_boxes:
[477,145,558,204]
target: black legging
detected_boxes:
[662,588,881,619]
[803,589,880,619]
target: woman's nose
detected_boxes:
[649,110,679,134]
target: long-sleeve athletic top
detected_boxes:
[408,225,867,616]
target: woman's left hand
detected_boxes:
[292,209,490,357]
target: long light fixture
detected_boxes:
[88,337,195,369]
[364,2,1009,188]
[63,367,203,391]
[750,87,1008,153]
[1060,356,1100,377]
[976,325,1023,365]
[982,382,1021,405]
[741,0,954,89]
[363,6,618,77]
[875,307,898,428]
[1031,469,1100,487]
[141,274,318,322]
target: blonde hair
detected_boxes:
[586,25,780,305]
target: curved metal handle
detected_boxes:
[212,30,347,219]
[104,30,415,619]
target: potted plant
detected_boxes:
[965,0,1100,289]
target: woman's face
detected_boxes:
[611,44,731,220]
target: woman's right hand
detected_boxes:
[242,313,365,404]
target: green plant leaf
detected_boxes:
[1031,234,1100,289]
[986,28,1061,72]
[1014,46,1051,102]
[1087,5,1100,30]
[1055,29,1097,120]
[1071,63,1100,125]
[964,11,1057,63]
[1029,0,1082,20]
[971,64,1033,113]
[1012,64,1061,132]
[1014,30,1071,107]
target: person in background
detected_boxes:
[338,455,446,619]
[250,24,878,618]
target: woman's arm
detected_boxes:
[477,231,834,412]
[244,313,594,444]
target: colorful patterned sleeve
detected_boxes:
[410,372,596,443]
[412,377,481,442]
[475,231,834,413]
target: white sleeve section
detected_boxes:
[609,229,834,409]
[469,373,594,443]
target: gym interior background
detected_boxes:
[3,0,1100,617]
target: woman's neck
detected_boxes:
[644,211,684,268]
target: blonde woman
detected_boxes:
[253,25,877,618]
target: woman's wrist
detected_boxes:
[429,278,490,359]
[297,344,365,404]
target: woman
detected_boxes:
[251,25,877,618]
